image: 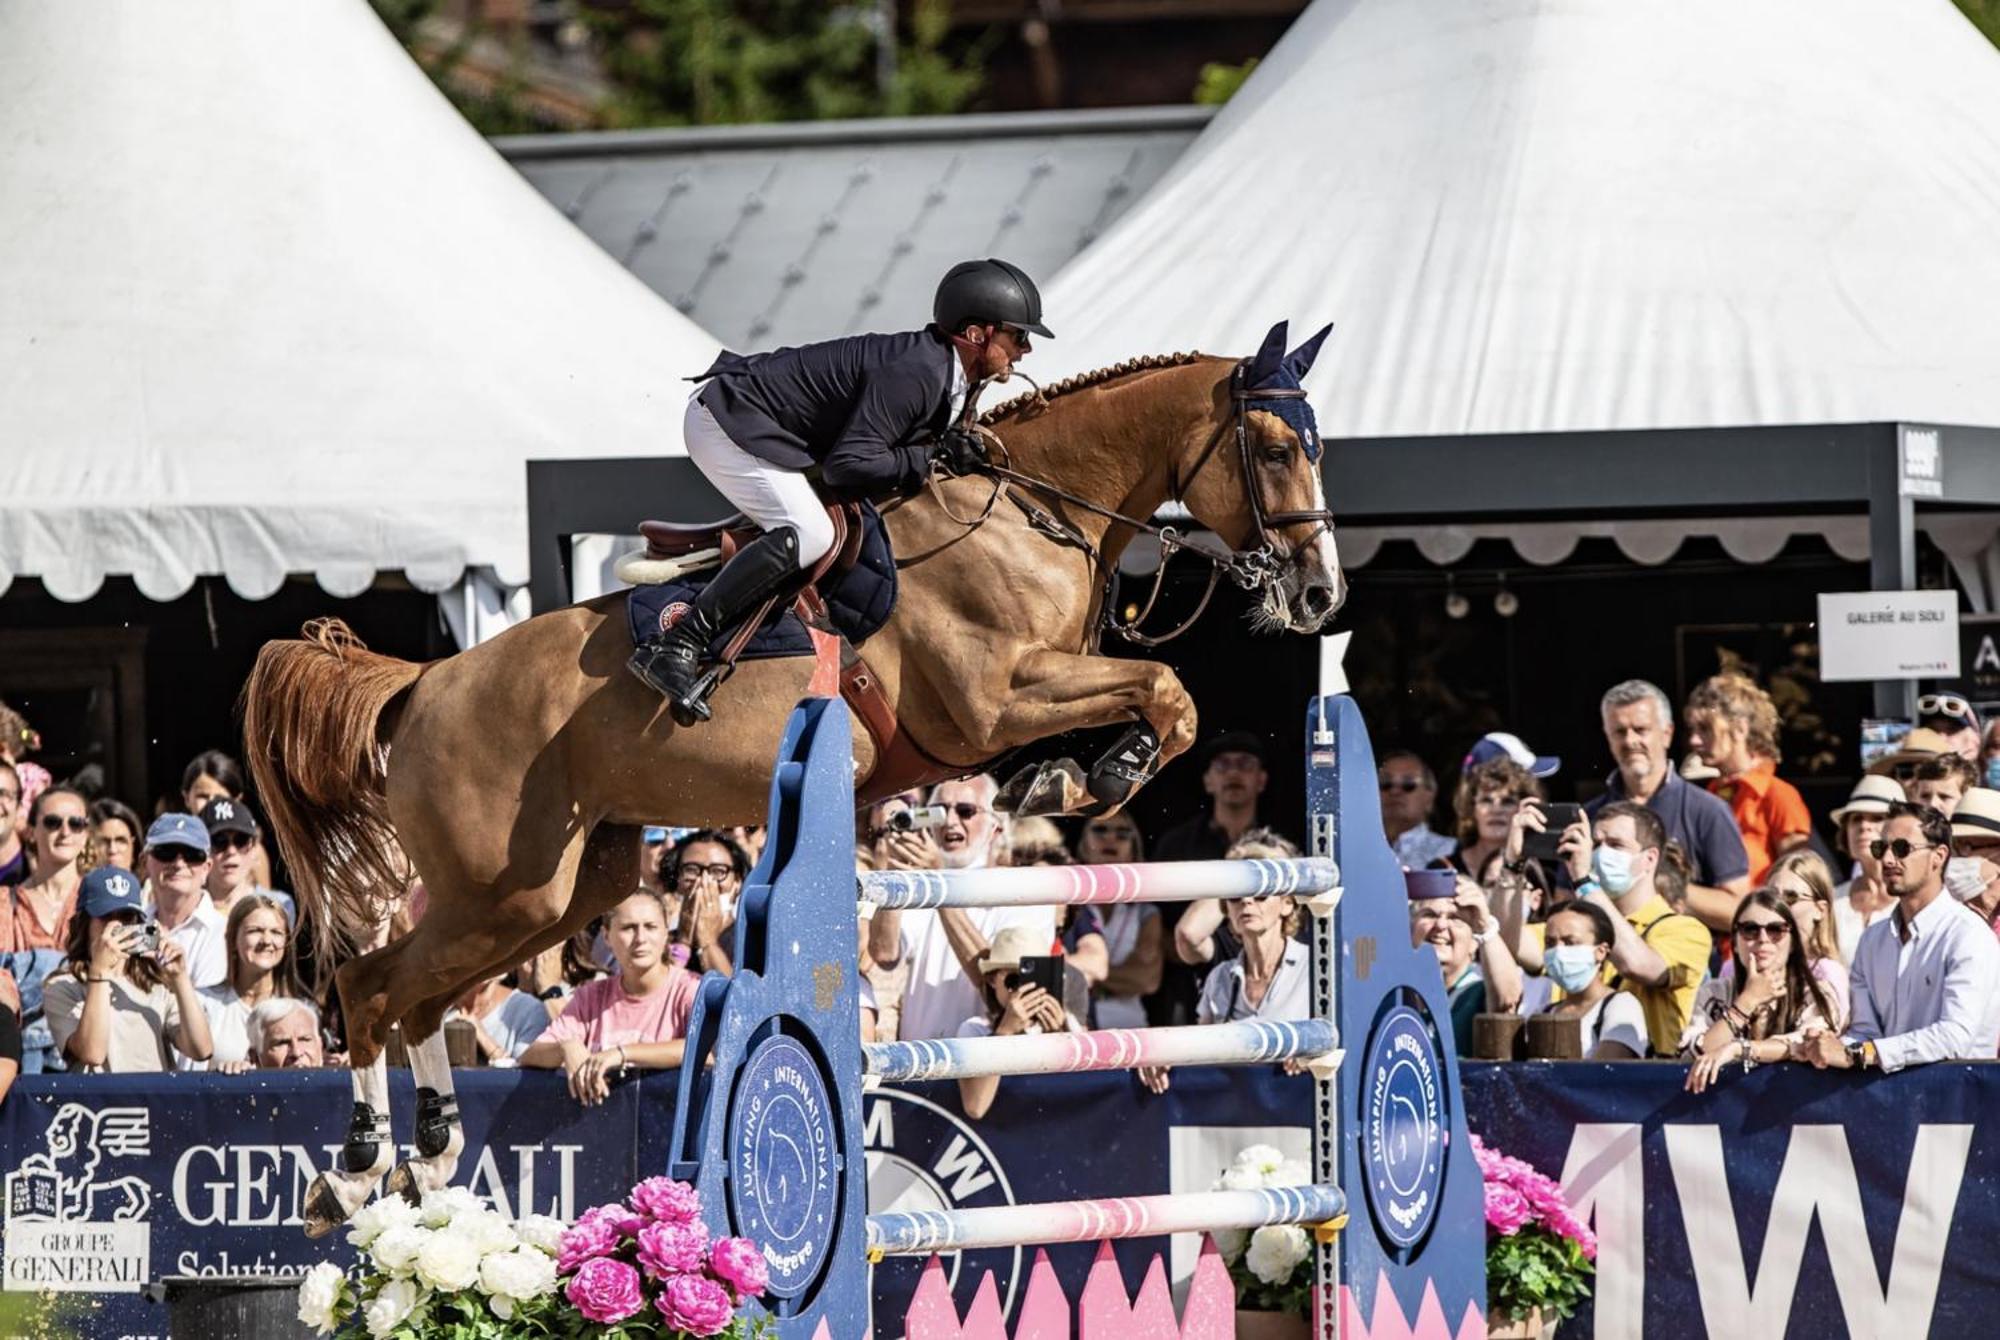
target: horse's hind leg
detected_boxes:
[385,822,642,1203]
[302,1044,393,1238]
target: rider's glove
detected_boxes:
[930,427,987,478]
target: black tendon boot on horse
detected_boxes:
[628,526,801,726]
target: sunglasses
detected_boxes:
[1735,921,1791,943]
[210,832,256,852]
[39,815,89,834]
[1918,694,1973,722]
[1378,779,1425,793]
[1776,889,1818,907]
[151,844,208,866]
[1000,324,1032,349]
[675,862,736,884]
[947,802,986,821]
[1870,838,1937,861]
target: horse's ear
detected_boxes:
[1283,324,1333,381]
[1247,320,1290,384]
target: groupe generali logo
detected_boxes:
[3,1104,154,1292]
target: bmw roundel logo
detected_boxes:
[1359,995,1447,1254]
[728,1034,841,1299]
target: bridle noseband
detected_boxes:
[932,358,1333,647]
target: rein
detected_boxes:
[929,359,1331,646]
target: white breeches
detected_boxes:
[684,395,836,570]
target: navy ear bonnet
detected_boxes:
[1243,320,1333,463]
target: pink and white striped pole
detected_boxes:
[860,856,1340,910]
[864,1018,1339,1083]
[866,1185,1347,1257]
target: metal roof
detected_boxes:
[495,106,1210,351]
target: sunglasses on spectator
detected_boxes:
[1378,778,1424,793]
[1869,838,1936,860]
[1918,694,1973,722]
[1775,888,1818,907]
[210,832,256,852]
[945,802,986,821]
[39,814,89,834]
[676,862,737,884]
[151,844,208,866]
[1735,920,1791,943]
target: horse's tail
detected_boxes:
[239,618,429,972]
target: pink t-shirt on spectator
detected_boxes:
[535,970,698,1051]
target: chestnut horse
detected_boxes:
[241,326,1344,1235]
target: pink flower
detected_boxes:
[1484,1182,1533,1237]
[630,1177,703,1227]
[580,1201,645,1238]
[556,1215,624,1275]
[636,1220,708,1280]
[657,1273,735,1337]
[707,1237,770,1298]
[566,1257,645,1325]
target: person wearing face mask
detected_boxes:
[1551,802,1711,1056]
[1794,803,2000,1072]
[1534,902,1646,1060]
[1682,892,1840,1093]
[1944,788,2000,938]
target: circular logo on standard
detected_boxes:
[1360,996,1447,1253]
[728,1033,841,1298]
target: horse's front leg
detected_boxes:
[302,1050,396,1238]
[385,1024,465,1204]
[963,650,1198,815]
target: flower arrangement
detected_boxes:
[1211,1143,1314,1318]
[1471,1134,1596,1327]
[297,1179,771,1339]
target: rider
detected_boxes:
[629,258,1052,726]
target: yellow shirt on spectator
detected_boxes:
[1606,894,1710,1055]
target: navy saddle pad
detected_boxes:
[624,504,898,660]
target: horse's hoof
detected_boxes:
[385,1161,423,1206]
[998,760,1089,817]
[302,1175,353,1239]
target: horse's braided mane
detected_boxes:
[979,350,1208,424]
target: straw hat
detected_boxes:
[1950,788,2000,843]
[1831,774,1906,824]
[976,926,1048,974]
[1866,728,1955,778]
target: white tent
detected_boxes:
[1041,0,2000,438]
[0,0,718,631]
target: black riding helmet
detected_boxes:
[932,258,1054,339]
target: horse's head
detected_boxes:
[1182,321,1346,633]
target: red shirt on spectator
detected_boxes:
[0,885,75,953]
[1709,759,1810,886]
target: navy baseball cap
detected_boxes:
[1463,732,1560,780]
[80,866,147,918]
[145,812,211,855]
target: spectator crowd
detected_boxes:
[2,671,1999,1115]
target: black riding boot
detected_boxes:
[628,526,801,726]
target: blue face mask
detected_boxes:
[1986,757,2000,790]
[1544,943,1602,994]
[1591,844,1638,895]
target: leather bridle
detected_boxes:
[931,358,1334,647]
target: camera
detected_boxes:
[885,805,948,834]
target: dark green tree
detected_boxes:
[1956,0,2000,49]
[583,0,983,127]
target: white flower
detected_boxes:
[363,1277,426,1338]
[456,1209,520,1257]
[369,1225,430,1278]
[1235,1144,1287,1175]
[514,1213,566,1255]
[1244,1225,1311,1286]
[347,1196,422,1250]
[1211,1227,1247,1264]
[414,1228,484,1293]
[481,1246,559,1305]
[1265,1159,1312,1189]
[296,1262,347,1334]
[419,1185,487,1229]
[1218,1165,1266,1192]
